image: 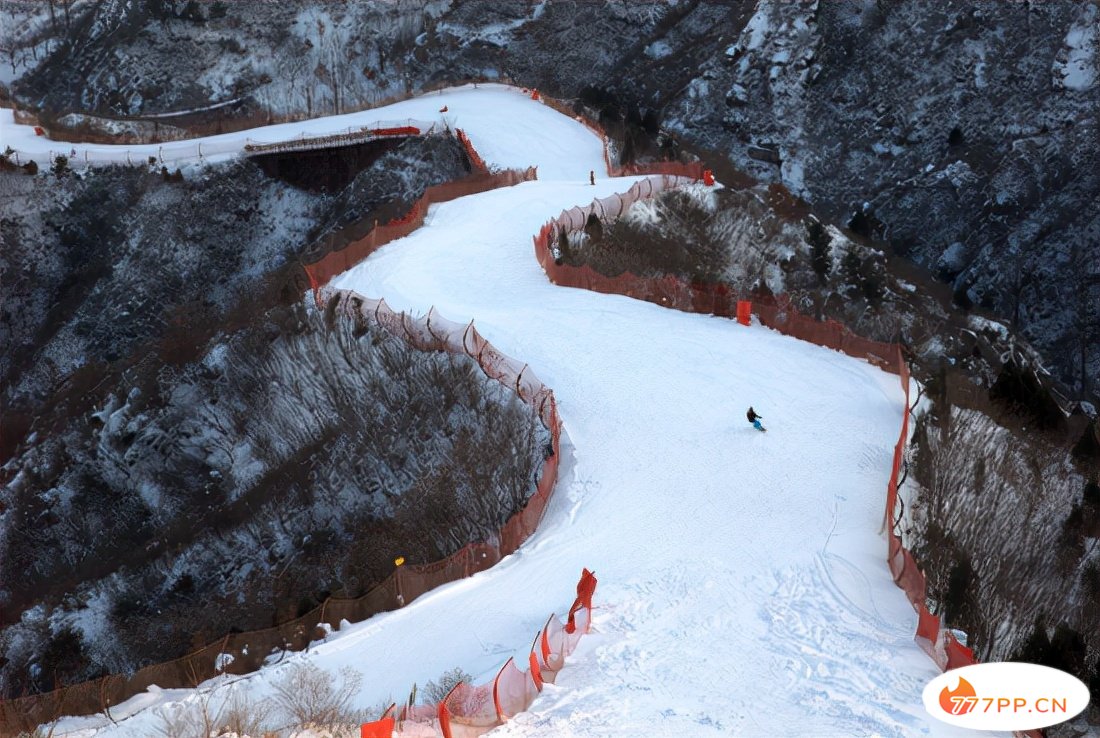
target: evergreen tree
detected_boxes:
[51,154,69,178]
[807,218,832,284]
[1014,617,1052,665]
[619,131,636,166]
[556,227,570,263]
[584,213,603,243]
[1072,420,1099,464]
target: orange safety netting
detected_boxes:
[455,129,489,173]
[356,570,598,738]
[440,680,497,738]
[883,363,986,678]
[371,126,423,137]
[360,705,396,738]
[493,657,539,722]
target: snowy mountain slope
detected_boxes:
[42,86,983,737]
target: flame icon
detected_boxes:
[939,676,978,715]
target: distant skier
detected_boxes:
[747,406,766,432]
[589,170,595,186]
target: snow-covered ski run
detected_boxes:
[7,85,984,737]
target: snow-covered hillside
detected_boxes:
[37,86,977,737]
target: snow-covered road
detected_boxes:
[35,85,973,737]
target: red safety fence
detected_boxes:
[0,292,564,734]
[537,173,698,257]
[358,569,597,738]
[531,179,1044,738]
[883,362,988,676]
[455,129,489,173]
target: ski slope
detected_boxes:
[36,85,977,737]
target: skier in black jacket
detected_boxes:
[747,406,766,432]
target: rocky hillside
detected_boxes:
[5,0,1097,399]
[0,302,547,697]
[0,131,554,696]
[0,133,468,419]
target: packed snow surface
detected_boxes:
[37,85,981,737]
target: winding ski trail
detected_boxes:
[12,85,978,737]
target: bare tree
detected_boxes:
[219,689,275,737]
[271,661,362,731]
[154,689,225,738]
[422,666,472,705]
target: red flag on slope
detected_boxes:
[565,568,597,634]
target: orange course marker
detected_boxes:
[736,301,752,326]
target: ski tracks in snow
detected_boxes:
[499,555,938,738]
[496,561,777,737]
[761,559,934,736]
